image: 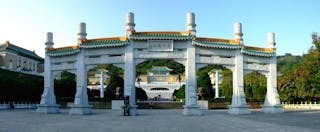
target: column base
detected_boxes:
[228,105,251,115]
[261,105,284,113]
[122,105,139,116]
[121,105,138,116]
[36,104,60,114]
[69,104,92,115]
[183,105,202,116]
[129,105,138,116]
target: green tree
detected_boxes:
[54,71,76,97]
[0,69,43,102]
[175,85,185,99]
[136,87,148,101]
[278,33,320,102]
[219,70,233,99]
[105,65,124,100]
[244,71,266,101]
[197,72,214,99]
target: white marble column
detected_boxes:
[100,71,104,98]
[69,50,92,115]
[215,71,219,98]
[124,42,138,116]
[186,12,196,36]
[125,12,135,35]
[228,51,251,114]
[36,32,59,113]
[261,56,284,113]
[183,43,202,116]
[261,32,283,113]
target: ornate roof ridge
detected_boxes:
[132,31,190,35]
[82,36,128,43]
[47,45,79,52]
[242,45,274,53]
[149,66,173,71]
[194,37,240,44]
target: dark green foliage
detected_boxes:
[312,33,320,52]
[278,33,320,102]
[105,65,124,100]
[136,87,148,101]
[174,85,185,99]
[0,69,43,102]
[87,64,124,100]
[54,71,76,97]
[219,70,233,99]
[244,71,267,101]
[197,65,225,74]
[197,72,214,99]
[277,53,302,74]
[87,89,100,98]
[197,65,225,100]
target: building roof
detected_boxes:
[149,66,173,72]
[80,37,128,48]
[0,41,43,61]
[47,46,80,57]
[241,46,275,57]
[192,37,241,49]
[47,31,275,57]
[130,31,192,40]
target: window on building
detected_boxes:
[9,59,13,69]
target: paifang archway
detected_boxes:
[36,12,283,115]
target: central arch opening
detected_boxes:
[244,71,267,108]
[136,59,185,102]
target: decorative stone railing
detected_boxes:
[0,102,37,109]
[282,102,320,110]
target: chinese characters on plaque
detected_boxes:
[148,40,173,51]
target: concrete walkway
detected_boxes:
[0,109,319,132]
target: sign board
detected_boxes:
[148,40,173,51]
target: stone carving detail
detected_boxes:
[40,87,49,104]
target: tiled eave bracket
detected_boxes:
[47,46,80,57]
[47,37,128,57]
[192,38,241,49]
[80,37,128,48]
[129,31,192,40]
[241,46,275,57]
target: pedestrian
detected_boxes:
[149,99,154,109]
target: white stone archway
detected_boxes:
[37,12,283,115]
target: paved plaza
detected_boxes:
[1,109,320,132]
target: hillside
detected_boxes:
[277,53,302,74]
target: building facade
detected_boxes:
[137,66,186,100]
[0,41,44,74]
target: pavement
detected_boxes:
[0,109,319,132]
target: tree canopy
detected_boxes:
[278,33,320,102]
[0,69,43,102]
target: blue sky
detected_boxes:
[0,0,319,57]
